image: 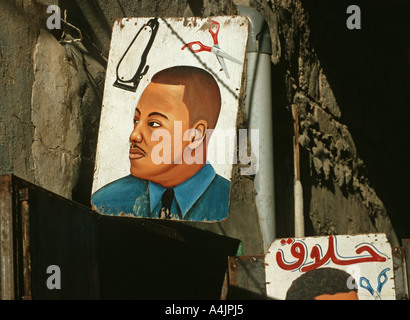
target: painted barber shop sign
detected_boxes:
[265,233,396,300]
[91,16,249,222]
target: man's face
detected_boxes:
[129,82,192,181]
[314,290,359,300]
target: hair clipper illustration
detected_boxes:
[114,18,159,92]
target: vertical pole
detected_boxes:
[238,6,275,252]
[292,105,304,238]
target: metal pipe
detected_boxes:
[292,105,305,238]
[238,6,275,252]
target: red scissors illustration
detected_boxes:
[181,20,241,79]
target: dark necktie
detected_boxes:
[159,189,174,219]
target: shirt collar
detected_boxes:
[148,164,216,218]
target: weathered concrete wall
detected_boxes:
[1,0,405,256]
[0,1,39,183]
[251,0,400,246]
[0,0,105,201]
[31,29,105,199]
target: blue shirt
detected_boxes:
[92,164,230,222]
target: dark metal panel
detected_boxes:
[226,255,268,299]
[392,247,409,300]
[6,176,100,300]
[0,175,15,300]
[96,217,241,299]
[1,174,241,300]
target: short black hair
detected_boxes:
[285,267,358,300]
[151,66,221,129]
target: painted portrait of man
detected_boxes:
[92,66,230,222]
